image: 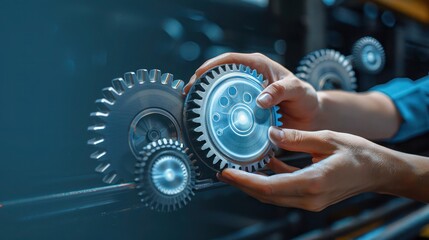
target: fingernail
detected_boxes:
[256,93,272,108]
[268,126,284,143]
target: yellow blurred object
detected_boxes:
[421,224,429,237]
[367,0,429,24]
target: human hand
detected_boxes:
[217,127,410,211]
[184,52,321,131]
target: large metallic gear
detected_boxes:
[135,138,196,212]
[296,49,357,91]
[184,64,282,172]
[352,36,385,74]
[87,69,185,184]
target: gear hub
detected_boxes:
[135,138,196,212]
[184,64,282,172]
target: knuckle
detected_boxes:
[289,77,305,92]
[223,52,236,59]
[286,129,303,145]
[269,82,285,96]
[251,52,265,59]
[319,130,336,143]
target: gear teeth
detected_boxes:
[206,150,214,158]
[171,80,184,90]
[124,72,136,87]
[135,138,196,212]
[296,49,356,91]
[219,160,227,169]
[95,98,114,111]
[161,73,173,85]
[87,137,104,146]
[149,69,161,83]
[87,124,105,131]
[273,106,283,127]
[103,172,118,184]
[90,111,109,119]
[102,87,120,101]
[213,156,220,165]
[112,78,127,93]
[95,162,110,173]
[90,150,106,160]
[186,64,279,173]
[136,69,149,83]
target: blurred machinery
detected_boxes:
[1,0,429,239]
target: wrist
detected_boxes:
[313,91,330,131]
[372,146,416,196]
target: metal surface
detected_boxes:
[374,204,429,240]
[185,64,282,172]
[296,49,357,91]
[352,37,386,74]
[135,139,196,212]
[88,69,185,184]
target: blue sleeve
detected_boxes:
[370,75,429,142]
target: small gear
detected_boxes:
[352,36,385,74]
[87,69,185,184]
[296,49,357,91]
[135,138,196,212]
[184,64,282,172]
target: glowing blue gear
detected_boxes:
[185,64,282,172]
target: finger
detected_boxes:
[183,73,197,95]
[254,171,268,176]
[256,76,312,109]
[268,127,336,154]
[219,169,309,206]
[267,157,300,174]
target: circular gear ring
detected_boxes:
[87,69,185,184]
[352,36,385,74]
[184,64,282,172]
[135,138,196,212]
[296,49,357,91]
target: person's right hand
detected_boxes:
[184,52,321,131]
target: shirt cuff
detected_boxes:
[371,77,429,142]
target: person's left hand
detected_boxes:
[217,127,410,211]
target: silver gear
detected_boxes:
[135,138,196,212]
[352,36,385,74]
[296,49,357,91]
[184,64,282,172]
[87,69,185,184]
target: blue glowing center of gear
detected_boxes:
[206,75,272,162]
[230,105,254,134]
[151,155,188,196]
[361,45,382,71]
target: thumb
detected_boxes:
[268,127,336,154]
